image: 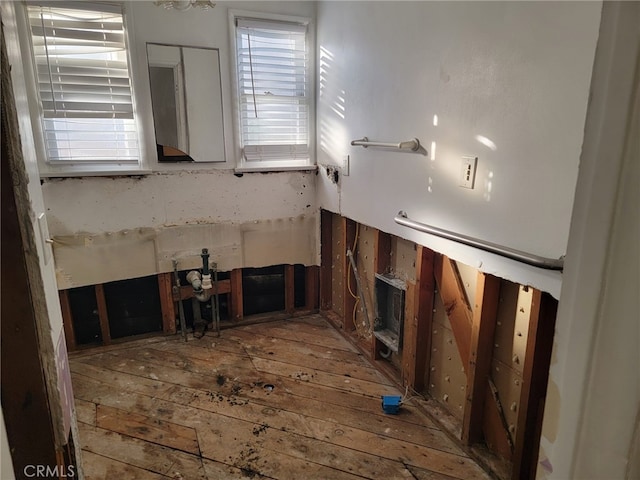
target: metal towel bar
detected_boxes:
[351,137,421,152]
[394,211,564,271]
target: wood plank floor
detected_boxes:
[70,314,492,480]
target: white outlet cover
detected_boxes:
[459,156,478,189]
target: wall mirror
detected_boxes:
[146,43,225,163]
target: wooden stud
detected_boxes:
[157,273,176,335]
[94,284,111,345]
[175,280,231,301]
[482,386,514,460]
[58,290,76,351]
[462,272,501,445]
[229,269,243,321]
[305,265,319,311]
[512,290,558,480]
[341,217,357,331]
[372,229,392,359]
[401,246,435,391]
[402,280,417,376]
[373,229,392,275]
[320,209,333,311]
[433,254,472,373]
[285,264,295,314]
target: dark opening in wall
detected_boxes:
[294,264,306,309]
[68,286,100,345]
[104,276,162,339]
[243,265,285,316]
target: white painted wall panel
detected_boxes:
[316,1,601,296]
[41,1,319,286]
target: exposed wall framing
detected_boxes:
[158,273,176,335]
[61,265,320,350]
[318,209,560,480]
[372,230,392,360]
[428,293,467,421]
[341,217,357,331]
[401,246,435,392]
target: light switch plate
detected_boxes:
[459,156,478,189]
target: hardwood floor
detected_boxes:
[70,314,492,479]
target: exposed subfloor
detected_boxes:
[70,314,492,479]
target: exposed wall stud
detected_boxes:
[462,271,500,445]
[331,214,344,320]
[341,217,357,331]
[402,246,435,391]
[320,209,333,310]
[305,265,319,310]
[434,255,472,371]
[58,290,76,351]
[284,264,295,314]
[230,268,243,321]
[512,290,558,480]
[158,272,176,334]
[95,284,111,345]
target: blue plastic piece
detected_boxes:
[381,395,402,414]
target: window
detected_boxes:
[233,14,313,170]
[26,3,142,173]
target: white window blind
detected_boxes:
[27,3,139,163]
[235,18,309,163]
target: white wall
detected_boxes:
[44,171,317,288]
[40,1,319,288]
[316,1,601,297]
[538,3,640,478]
[573,79,639,477]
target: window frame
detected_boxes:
[229,9,316,173]
[17,1,151,177]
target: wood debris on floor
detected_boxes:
[70,314,492,480]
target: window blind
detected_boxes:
[27,4,139,163]
[235,18,309,163]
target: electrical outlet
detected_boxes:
[343,155,350,176]
[325,165,341,184]
[459,156,478,189]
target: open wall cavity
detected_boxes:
[319,209,558,480]
[60,265,319,351]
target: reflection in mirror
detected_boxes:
[146,43,225,163]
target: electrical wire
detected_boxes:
[401,385,423,405]
[347,224,372,339]
[347,223,360,299]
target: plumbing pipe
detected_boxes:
[201,248,210,276]
[211,262,220,337]
[186,270,212,302]
[192,296,206,338]
[379,346,392,359]
[173,259,188,341]
[346,248,371,331]
[201,248,213,290]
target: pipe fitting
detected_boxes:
[201,248,210,276]
[186,270,212,302]
[379,346,392,359]
[186,270,203,292]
